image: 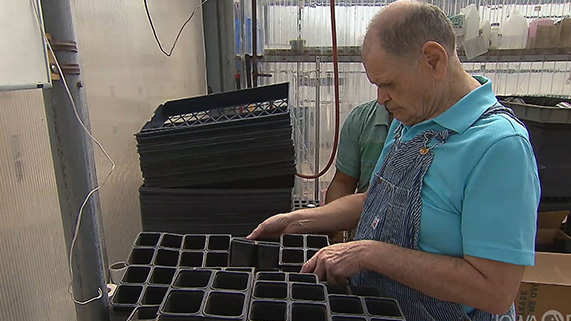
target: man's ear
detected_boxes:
[420,41,449,80]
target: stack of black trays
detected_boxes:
[136,83,295,235]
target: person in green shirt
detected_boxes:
[326,100,391,241]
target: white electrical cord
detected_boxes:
[30,0,116,305]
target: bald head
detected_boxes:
[364,0,456,58]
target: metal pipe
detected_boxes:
[314,57,321,202]
[40,0,109,320]
[252,0,258,87]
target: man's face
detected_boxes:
[363,42,437,126]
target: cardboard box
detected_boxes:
[517,252,571,320]
[536,211,569,245]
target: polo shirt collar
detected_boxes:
[433,76,498,134]
[374,102,390,126]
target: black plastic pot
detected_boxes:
[249,300,287,321]
[184,235,207,250]
[213,271,250,291]
[135,233,161,247]
[257,241,280,270]
[254,281,288,299]
[230,238,257,267]
[160,233,183,249]
[154,249,180,267]
[162,290,204,314]
[291,283,326,302]
[329,295,364,314]
[141,286,168,305]
[149,267,176,285]
[122,266,151,284]
[129,248,155,265]
[205,251,229,267]
[179,251,204,268]
[173,270,212,288]
[291,302,328,321]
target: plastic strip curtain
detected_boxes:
[242,0,571,204]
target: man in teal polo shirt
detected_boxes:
[248,1,539,320]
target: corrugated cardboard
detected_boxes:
[536,211,569,245]
[517,252,571,319]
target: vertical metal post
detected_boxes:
[314,57,321,203]
[252,0,258,87]
[40,0,109,320]
[203,0,237,93]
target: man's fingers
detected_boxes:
[313,256,326,281]
[246,226,261,240]
[301,255,317,273]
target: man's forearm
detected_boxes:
[364,241,522,314]
[292,193,366,234]
[325,181,357,204]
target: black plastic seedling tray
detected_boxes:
[279,234,331,271]
[160,269,253,320]
[112,233,407,321]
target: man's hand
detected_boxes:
[301,240,373,285]
[246,213,302,240]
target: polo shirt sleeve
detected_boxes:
[461,134,540,266]
[336,109,362,179]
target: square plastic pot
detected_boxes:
[230,238,256,267]
[281,234,304,247]
[257,241,280,270]
[154,249,180,267]
[208,235,231,251]
[141,286,168,305]
[256,272,286,282]
[253,281,288,299]
[204,291,246,317]
[288,273,317,284]
[179,251,204,268]
[281,265,302,273]
[162,290,204,314]
[149,267,176,285]
[291,283,326,302]
[173,270,212,288]
[329,295,364,315]
[135,233,161,247]
[249,300,287,321]
[184,235,206,250]
[213,271,250,291]
[160,234,183,249]
[122,266,151,284]
[280,249,304,264]
[205,252,229,267]
[364,298,403,318]
[129,248,155,265]
[114,285,143,305]
[291,302,328,321]
[305,235,329,249]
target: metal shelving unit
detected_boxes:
[262,46,571,63]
